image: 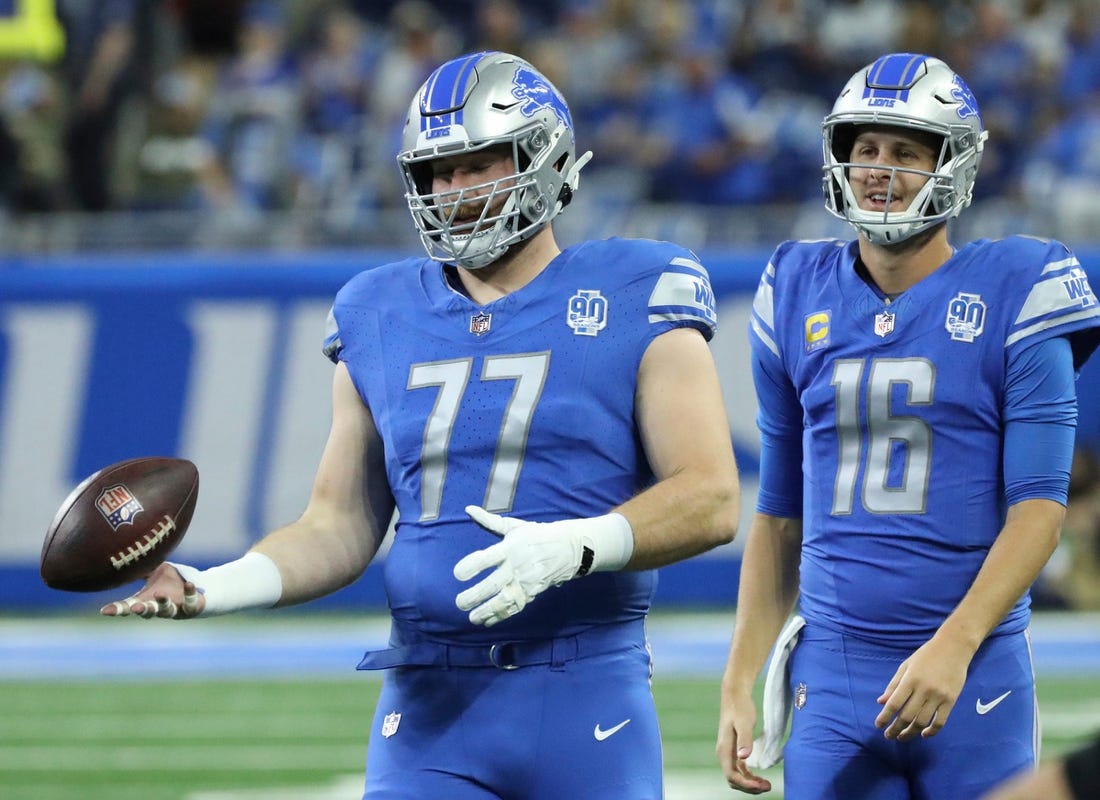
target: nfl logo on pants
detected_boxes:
[381,711,401,738]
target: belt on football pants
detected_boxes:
[356,617,645,671]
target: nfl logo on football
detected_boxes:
[95,484,144,530]
[381,711,401,738]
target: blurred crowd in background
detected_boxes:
[2,0,1099,611]
[2,0,1100,250]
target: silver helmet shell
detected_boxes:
[823,53,987,245]
[398,50,592,269]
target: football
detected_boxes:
[40,456,199,592]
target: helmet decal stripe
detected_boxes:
[864,53,928,102]
[420,51,491,133]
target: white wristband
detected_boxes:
[583,512,635,574]
[168,552,283,617]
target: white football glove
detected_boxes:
[453,505,634,627]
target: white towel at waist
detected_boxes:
[746,614,806,770]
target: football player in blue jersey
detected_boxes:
[716,52,1100,799]
[101,51,740,798]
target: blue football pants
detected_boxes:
[783,625,1038,800]
[362,636,663,799]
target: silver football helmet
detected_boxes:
[398,51,592,270]
[823,53,988,245]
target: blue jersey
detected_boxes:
[750,236,1100,645]
[325,238,717,643]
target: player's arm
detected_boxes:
[718,343,804,793]
[103,362,394,618]
[454,325,740,626]
[876,336,1076,740]
[253,360,393,604]
[614,325,741,565]
[718,512,802,794]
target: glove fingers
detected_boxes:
[465,505,521,535]
[455,565,510,612]
[470,581,528,627]
[453,541,506,582]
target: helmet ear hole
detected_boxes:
[831,124,857,163]
[409,163,433,195]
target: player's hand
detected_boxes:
[716,686,772,794]
[874,634,971,741]
[99,562,206,619]
[453,505,632,627]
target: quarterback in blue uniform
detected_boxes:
[103,51,740,799]
[717,53,1100,799]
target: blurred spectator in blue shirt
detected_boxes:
[645,43,770,206]
[1020,87,1100,243]
[1056,0,1100,107]
[951,2,1039,199]
[470,0,529,58]
[732,0,830,100]
[197,0,300,214]
[292,4,380,214]
[359,0,458,210]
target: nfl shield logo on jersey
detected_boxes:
[469,313,492,336]
[381,711,401,738]
[874,311,895,337]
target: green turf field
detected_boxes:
[2,674,1098,799]
[2,611,1098,800]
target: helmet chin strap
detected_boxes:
[842,172,940,245]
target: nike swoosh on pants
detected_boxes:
[975,690,1012,715]
[593,719,631,741]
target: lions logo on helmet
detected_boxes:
[397,51,593,270]
[950,79,981,121]
[512,66,572,132]
[822,53,988,246]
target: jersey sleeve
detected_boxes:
[748,244,804,517]
[645,251,718,341]
[322,305,342,363]
[1003,335,1077,505]
[748,252,781,361]
[752,348,804,517]
[1003,238,1100,370]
